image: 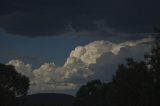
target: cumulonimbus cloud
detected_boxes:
[7,37,153,94]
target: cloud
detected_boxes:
[66,37,153,64]
[7,59,33,78]
[7,37,153,94]
[0,0,160,37]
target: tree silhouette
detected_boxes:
[144,29,160,106]
[0,63,29,106]
[111,29,160,106]
[74,29,160,106]
[74,80,113,106]
[112,58,154,106]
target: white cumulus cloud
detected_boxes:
[7,59,33,78]
[7,37,153,94]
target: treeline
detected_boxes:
[73,36,160,106]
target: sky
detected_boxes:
[0,0,160,95]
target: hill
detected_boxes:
[17,93,74,106]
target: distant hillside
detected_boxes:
[17,93,74,106]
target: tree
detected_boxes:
[74,80,113,106]
[0,86,16,106]
[0,63,29,106]
[74,29,160,106]
[112,58,153,106]
[144,29,160,106]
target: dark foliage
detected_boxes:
[0,64,29,106]
[74,80,110,106]
[144,32,160,106]
[74,31,160,106]
[112,59,153,106]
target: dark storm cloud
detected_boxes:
[0,0,160,37]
